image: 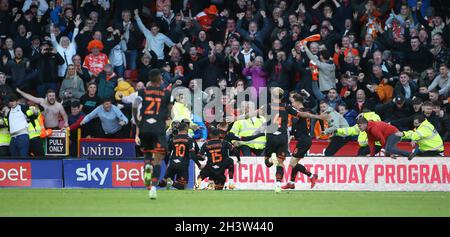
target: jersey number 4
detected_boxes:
[144,97,162,115]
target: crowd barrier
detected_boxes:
[1,157,449,191]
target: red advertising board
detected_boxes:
[112,162,144,187]
[0,162,32,187]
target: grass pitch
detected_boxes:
[1,189,449,217]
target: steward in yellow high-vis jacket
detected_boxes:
[0,122,11,156]
[401,115,444,160]
[229,101,266,156]
[27,107,45,157]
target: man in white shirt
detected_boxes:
[2,94,38,157]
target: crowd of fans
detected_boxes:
[0,0,449,158]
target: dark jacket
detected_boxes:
[184,53,209,80]
[154,14,182,42]
[290,55,312,93]
[3,58,30,88]
[203,53,226,89]
[113,20,141,51]
[96,72,118,100]
[394,81,419,101]
[0,10,13,37]
[376,101,414,123]
[77,66,92,83]
[36,52,65,84]
[102,33,121,55]
[236,17,272,55]
[405,47,435,73]
[263,59,292,91]
[75,31,94,59]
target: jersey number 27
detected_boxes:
[144,97,162,115]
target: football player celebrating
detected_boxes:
[262,88,326,193]
[133,69,173,200]
[282,94,323,190]
[196,128,241,190]
[159,122,202,189]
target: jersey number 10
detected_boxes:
[175,144,186,157]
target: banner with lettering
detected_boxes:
[79,138,136,158]
[63,159,195,189]
[0,160,63,188]
[289,140,450,157]
[195,157,450,191]
[45,130,69,156]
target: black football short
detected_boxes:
[223,157,235,169]
[165,160,189,184]
[292,136,312,159]
[199,165,226,185]
[264,134,288,160]
[139,132,168,154]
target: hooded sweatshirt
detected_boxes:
[324,106,349,131]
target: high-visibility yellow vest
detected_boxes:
[230,116,266,150]
[172,102,191,122]
[0,127,11,146]
[28,107,43,139]
[336,112,382,147]
[402,119,444,153]
[170,102,195,136]
[28,117,42,139]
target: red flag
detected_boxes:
[300,34,321,44]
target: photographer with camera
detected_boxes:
[35,41,65,98]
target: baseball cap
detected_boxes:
[394,95,405,104]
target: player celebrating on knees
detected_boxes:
[159,122,202,189]
[282,94,325,190]
[215,122,243,190]
[133,69,173,200]
[196,127,241,190]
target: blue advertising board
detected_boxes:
[0,160,63,188]
[63,159,195,189]
[79,138,136,158]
